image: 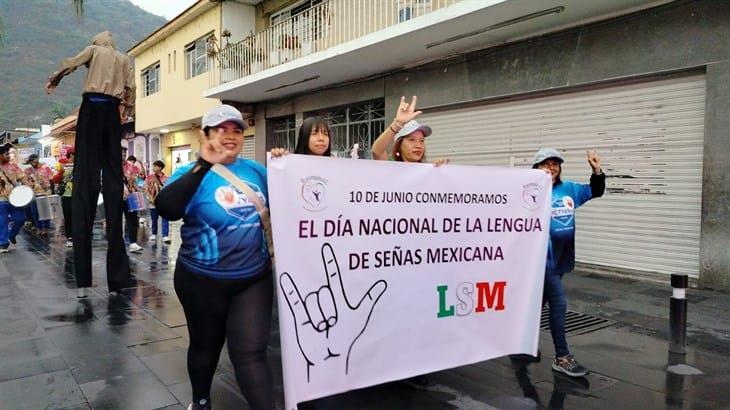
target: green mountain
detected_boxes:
[0,0,167,131]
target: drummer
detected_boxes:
[123,156,143,253]
[25,154,54,235]
[0,144,29,252]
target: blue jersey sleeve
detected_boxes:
[572,182,593,208]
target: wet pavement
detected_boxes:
[0,221,729,409]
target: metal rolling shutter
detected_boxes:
[240,135,256,160]
[422,75,705,277]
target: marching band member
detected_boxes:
[0,144,29,252]
[52,148,75,247]
[123,156,143,253]
[25,154,54,234]
[144,160,170,244]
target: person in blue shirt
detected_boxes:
[156,105,274,410]
[532,147,605,378]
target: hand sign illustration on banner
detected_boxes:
[279,243,388,382]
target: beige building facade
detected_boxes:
[128,0,257,175]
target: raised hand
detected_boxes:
[279,243,388,382]
[394,96,422,126]
[270,148,290,158]
[586,150,602,174]
[199,134,229,165]
[44,81,56,95]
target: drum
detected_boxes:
[126,191,148,212]
[8,186,34,207]
[94,193,105,223]
[36,195,63,221]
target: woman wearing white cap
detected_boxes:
[156,104,274,410]
[532,148,605,378]
[371,96,448,166]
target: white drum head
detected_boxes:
[9,186,34,207]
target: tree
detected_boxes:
[50,102,71,121]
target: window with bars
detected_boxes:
[267,116,297,151]
[185,34,210,79]
[141,62,160,97]
[312,100,385,158]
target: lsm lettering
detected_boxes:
[437,281,507,318]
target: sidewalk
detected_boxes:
[0,226,727,409]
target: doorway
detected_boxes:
[171,146,191,174]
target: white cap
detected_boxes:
[394,120,432,143]
[531,148,564,168]
[202,104,248,130]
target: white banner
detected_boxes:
[268,155,552,409]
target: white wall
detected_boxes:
[222,2,257,44]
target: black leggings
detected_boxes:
[174,263,274,410]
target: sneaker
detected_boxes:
[0,246,9,254]
[128,243,143,253]
[66,239,73,248]
[149,234,157,241]
[9,236,16,245]
[162,236,171,244]
[552,355,588,377]
[187,398,211,410]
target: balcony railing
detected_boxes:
[209,0,463,87]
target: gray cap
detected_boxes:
[394,120,432,143]
[532,148,564,168]
[202,104,248,130]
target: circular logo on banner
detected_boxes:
[521,183,543,210]
[301,176,328,212]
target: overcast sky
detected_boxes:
[129,0,198,20]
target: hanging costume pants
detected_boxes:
[72,93,131,291]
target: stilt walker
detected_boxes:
[46,31,135,297]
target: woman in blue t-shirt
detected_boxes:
[532,147,605,378]
[156,105,274,410]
